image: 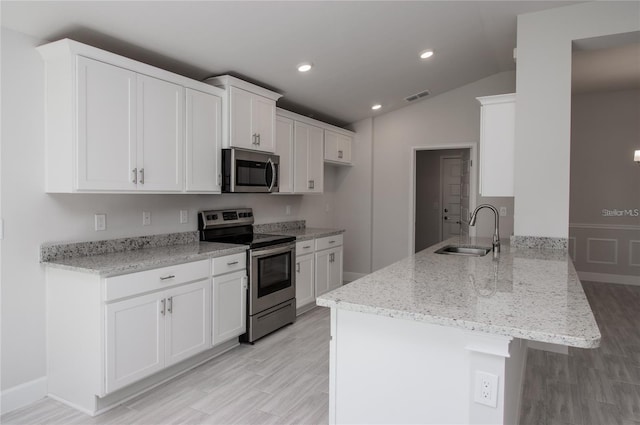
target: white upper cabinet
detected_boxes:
[76,56,137,191]
[37,39,224,194]
[205,75,282,153]
[294,121,324,193]
[136,75,184,192]
[185,88,222,193]
[275,115,294,193]
[324,130,352,165]
[476,93,516,197]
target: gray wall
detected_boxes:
[569,89,640,282]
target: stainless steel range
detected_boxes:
[198,208,296,343]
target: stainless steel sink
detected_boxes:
[434,245,491,257]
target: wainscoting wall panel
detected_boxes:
[569,224,640,285]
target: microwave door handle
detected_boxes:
[266,158,276,192]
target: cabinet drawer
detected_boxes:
[315,234,343,251]
[212,252,246,276]
[105,259,210,302]
[296,240,315,255]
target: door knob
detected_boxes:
[444,216,449,220]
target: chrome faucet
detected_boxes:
[469,204,500,257]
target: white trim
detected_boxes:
[569,223,640,231]
[586,238,618,265]
[0,376,47,415]
[343,272,367,283]
[578,271,640,286]
[630,240,640,267]
[409,143,477,256]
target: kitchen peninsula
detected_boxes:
[316,237,600,425]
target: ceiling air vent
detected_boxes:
[405,89,431,102]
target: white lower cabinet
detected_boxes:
[212,270,247,345]
[295,253,315,310]
[47,254,247,415]
[315,235,344,297]
[105,279,211,393]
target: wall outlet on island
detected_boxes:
[474,371,498,407]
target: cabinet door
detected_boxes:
[307,124,324,193]
[252,95,276,152]
[293,121,310,193]
[165,279,212,366]
[185,88,221,192]
[315,249,331,297]
[324,130,339,162]
[337,134,352,163]
[328,247,343,292]
[275,116,294,193]
[105,292,165,393]
[137,75,184,191]
[478,94,515,196]
[77,56,137,191]
[213,270,247,345]
[296,253,315,310]
[229,86,254,150]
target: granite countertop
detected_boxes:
[316,237,601,348]
[43,242,246,277]
[264,227,345,242]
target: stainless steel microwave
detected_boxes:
[221,148,279,193]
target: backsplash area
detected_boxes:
[253,220,305,233]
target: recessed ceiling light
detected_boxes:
[371,104,382,111]
[297,62,313,72]
[420,49,434,59]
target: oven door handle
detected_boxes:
[266,158,276,192]
[250,243,294,258]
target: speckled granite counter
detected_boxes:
[263,227,344,242]
[42,242,246,277]
[317,237,600,348]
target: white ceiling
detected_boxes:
[2,1,582,127]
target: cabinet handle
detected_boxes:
[308,180,314,190]
[132,168,137,184]
[139,168,145,184]
[160,299,166,316]
[252,134,257,145]
[242,276,248,290]
[160,274,175,281]
[303,245,311,249]
[226,261,239,266]
[217,173,221,187]
[257,134,261,145]
[338,150,343,159]
[296,262,300,273]
[167,297,173,314]
[328,240,336,244]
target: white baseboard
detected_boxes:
[343,272,368,283]
[578,271,640,286]
[0,376,47,415]
[527,340,568,355]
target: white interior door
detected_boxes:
[441,157,462,240]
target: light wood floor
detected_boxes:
[4,282,640,425]
[520,281,640,425]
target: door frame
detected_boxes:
[439,155,463,242]
[410,143,478,255]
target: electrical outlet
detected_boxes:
[474,371,498,407]
[95,214,106,231]
[142,211,151,226]
[180,210,188,224]
[499,207,507,217]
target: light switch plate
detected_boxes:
[180,210,188,224]
[142,211,151,226]
[95,214,106,231]
[499,207,507,217]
